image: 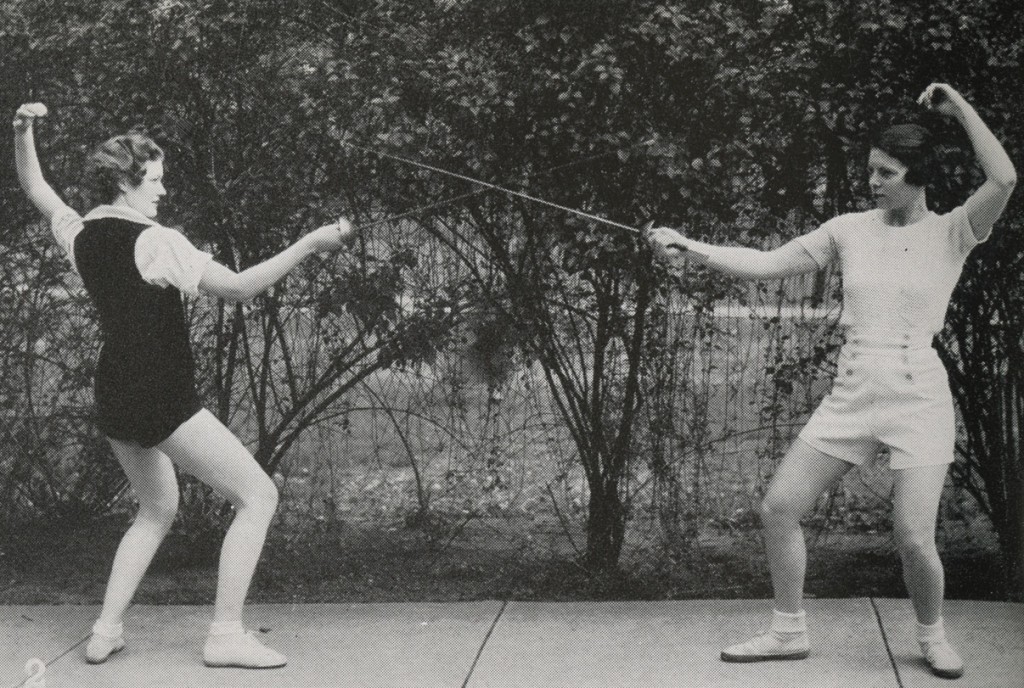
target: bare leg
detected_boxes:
[721,439,855,662]
[88,440,179,662]
[97,441,180,624]
[892,463,963,678]
[157,409,278,626]
[761,439,854,614]
[892,464,949,625]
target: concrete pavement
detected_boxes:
[3,599,1021,687]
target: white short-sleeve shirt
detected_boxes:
[796,206,985,335]
[54,204,213,297]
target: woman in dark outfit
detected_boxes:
[14,103,355,669]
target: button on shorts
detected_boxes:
[798,344,955,469]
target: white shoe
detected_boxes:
[203,631,287,669]
[721,631,810,662]
[86,632,125,664]
[921,639,963,679]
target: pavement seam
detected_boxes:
[869,597,904,688]
[461,599,508,688]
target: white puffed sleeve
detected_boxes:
[50,205,84,267]
[134,226,214,297]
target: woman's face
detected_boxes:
[119,159,166,218]
[867,148,920,211]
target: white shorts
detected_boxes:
[798,334,955,470]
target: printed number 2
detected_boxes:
[24,658,46,687]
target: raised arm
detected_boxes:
[198,219,357,302]
[646,226,820,280]
[12,103,69,221]
[919,84,1017,239]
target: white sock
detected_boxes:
[771,609,807,635]
[92,619,123,639]
[916,617,946,644]
[209,620,245,637]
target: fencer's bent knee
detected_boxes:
[137,492,179,530]
[237,475,278,515]
[260,479,280,513]
[760,494,800,527]
[894,523,937,556]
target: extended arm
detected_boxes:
[12,103,69,221]
[647,227,820,280]
[920,84,1017,238]
[198,220,355,302]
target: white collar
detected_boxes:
[83,204,159,227]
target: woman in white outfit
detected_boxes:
[648,84,1015,680]
[13,103,356,669]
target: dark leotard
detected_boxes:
[74,217,201,447]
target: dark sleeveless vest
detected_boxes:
[74,217,201,446]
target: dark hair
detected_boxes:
[84,132,164,204]
[870,123,936,187]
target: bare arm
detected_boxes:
[920,84,1017,239]
[647,226,820,279]
[12,103,69,221]
[198,220,356,302]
